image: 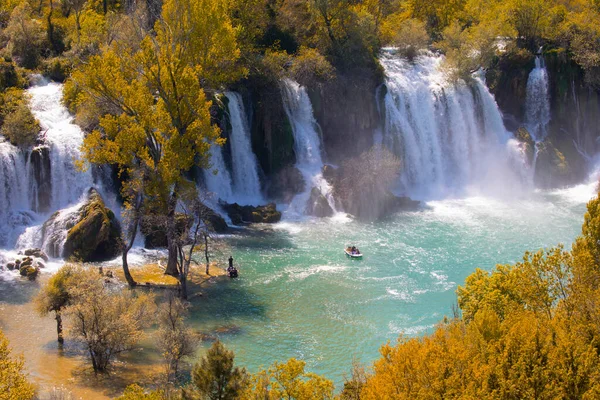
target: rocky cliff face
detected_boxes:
[307,69,383,165]
[487,49,597,187]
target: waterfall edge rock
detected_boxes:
[61,189,122,262]
[221,202,282,225]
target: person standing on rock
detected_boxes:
[228,256,234,270]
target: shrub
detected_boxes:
[390,18,430,61]
[0,89,40,147]
[0,329,35,400]
[0,58,21,90]
[43,57,72,83]
[5,2,45,69]
[290,46,335,86]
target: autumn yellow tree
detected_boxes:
[0,330,35,400]
[75,0,244,281]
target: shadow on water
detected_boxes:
[189,278,266,323]
[227,226,296,251]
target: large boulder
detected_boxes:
[19,265,39,281]
[62,189,122,262]
[199,204,228,233]
[306,187,334,218]
[221,202,282,224]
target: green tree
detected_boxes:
[34,265,81,344]
[185,340,248,400]
[0,88,40,147]
[5,1,46,68]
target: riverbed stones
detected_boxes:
[22,248,49,262]
[19,265,39,280]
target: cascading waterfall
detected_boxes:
[225,92,263,204]
[280,79,337,215]
[0,79,99,255]
[380,51,530,198]
[204,142,234,203]
[525,55,551,142]
[28,82,93,209]
[203,92,263,206]
[525,54,551,179]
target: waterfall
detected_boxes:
[380,51,530,198]
[280,79,337,215]
[525,56,550,142]
[28,82,94,209]
[203,92,263,205]
[225,92,263,204]
[204,142,234,203]
[0,80,99,252]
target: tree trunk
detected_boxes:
[122,249,137,288]
[55,311,63,345]
[204,233,210,275]
[165,190,180,277]
[179,272,188,300]
[122,217,139,288]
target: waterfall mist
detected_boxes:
[380,51,531,199]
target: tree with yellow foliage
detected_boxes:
[75,0,243,282]
[0,330,35,400]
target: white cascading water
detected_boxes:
[525,55,551,142]
[225,92,263,204]
[204,141,234,203]
[0,79,96,257]
[0,141,35,246]
[28,82,93,209]
[380,51,531,199]
[203,92,263,205]
[280,79,337,215]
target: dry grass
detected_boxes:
[109,262,227,288]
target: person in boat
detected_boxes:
[351,246,358,255]
[227,256,238,277]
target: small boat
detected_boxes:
[345,247,363,258]
[227,266,239,278]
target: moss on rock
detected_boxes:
[62,189,122,262]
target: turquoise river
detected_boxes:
[187,180,597,384]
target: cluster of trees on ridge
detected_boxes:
[4,188,600,398]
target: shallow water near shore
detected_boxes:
[0,182,596,397]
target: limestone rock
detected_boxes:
[267,166,305,203]
[22,248,49,262]
[306,187,334,217]
[19,265,39,280]
[221,202,282,224]
[62,189,122,262]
